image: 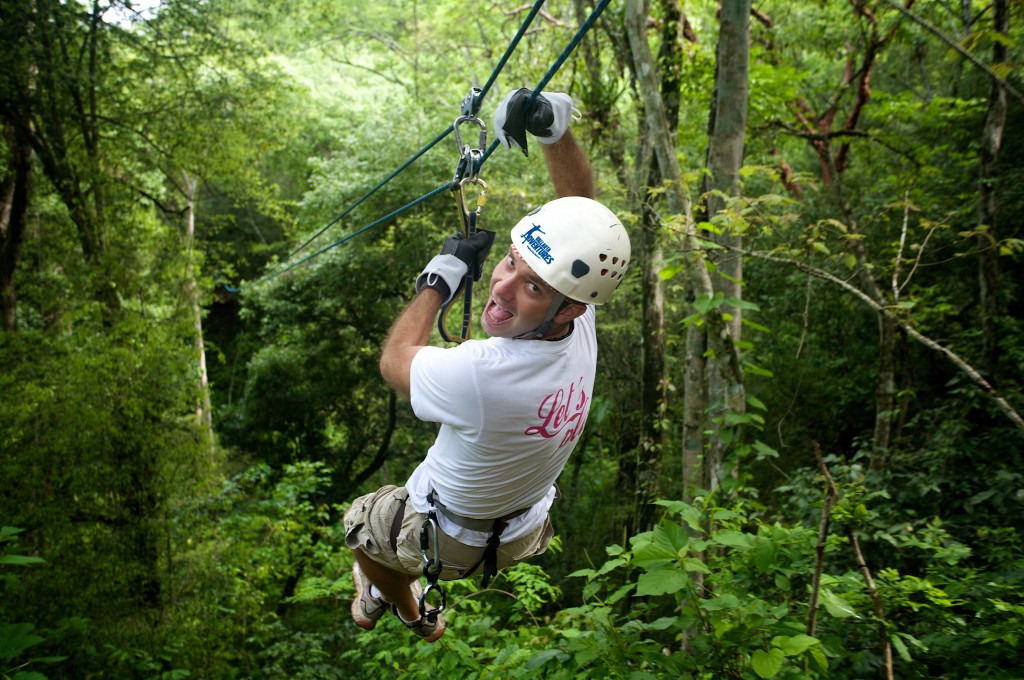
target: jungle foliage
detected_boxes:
[1,0,1022,678]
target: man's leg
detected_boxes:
[353,548,420,622]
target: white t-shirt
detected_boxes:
[405,306,598,546]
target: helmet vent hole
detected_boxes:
[601,268,609,276]
[571,259,590,279]
[612,257,619,264]
[599,254,608,262]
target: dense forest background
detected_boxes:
[2,0,1022,678]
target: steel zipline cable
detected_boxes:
[256,0,611,285]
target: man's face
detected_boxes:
[481,246,562,339]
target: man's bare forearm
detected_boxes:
[542,132,595,199]
[380,289,443,396]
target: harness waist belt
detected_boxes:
[427,489,530,533]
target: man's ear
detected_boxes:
[553,300,587,324]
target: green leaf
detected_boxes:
[607,583,635,604]
[636,568,689,596]
[891,633,912,662]
[743,361,775,377]
[702,593,741,611]
[751,648,785,678]
[645,617,678,631]
[752,440,779,459]
[597,557,628,576]
[774,573,792,592]
[525,649,570,670]
[682,557,711,574]
[821,589,858,618]
[773,634,819,656]
[658,264,684,281]
[724,296,760,311]
[692,294,725,315]
[0,623,44,659]
[711,530,753,549]
[0,526,25,541]
[654,499,704,532]
[633,522,690,568]
[808,643,830,672]
[0,555,46,566]
[752,537,780,573]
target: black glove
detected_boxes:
[494,88,579,157]
[416,230,495,303]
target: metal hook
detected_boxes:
[452,116,487,186]
[418,581,447,621]
[418,513,447,619]
[420,514,443,581]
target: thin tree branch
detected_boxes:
[814,443,894,680]
[881,0,1024,104]
[891,190,911,303]
[751,251,1024,434]
[807,439,836,637]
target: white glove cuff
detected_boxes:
[537,92,581,145]
[416,254,468,304]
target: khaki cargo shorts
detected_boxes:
[343,485,554,581]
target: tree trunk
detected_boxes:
[700,0,751,484]
[625,0,743,501]
[183,171,215,453]
[978,0,1008,383]
[683,297,707,498]
[635,199,666,532]
[1,123,32,332]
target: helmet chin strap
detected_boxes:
[514,292,566,340]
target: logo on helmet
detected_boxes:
[516,224,557,264]
[520,224,555,265]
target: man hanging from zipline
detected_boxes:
[343,88,631,642]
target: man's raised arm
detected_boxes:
[542,132,594,199]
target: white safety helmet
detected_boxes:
[509,196,630,305]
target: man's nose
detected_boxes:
[491,271,514,300]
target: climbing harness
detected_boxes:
[438,88,489,343]
[421,489,531,592]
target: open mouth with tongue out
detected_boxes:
[483,297,514,330]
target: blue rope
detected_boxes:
[474,0,547,108]
[478,0,613,170]
[252,0,609,286]
[282,0,547,265]
[268,182,452,278]
[285,126,455,261]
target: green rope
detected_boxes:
[250,0,610,286]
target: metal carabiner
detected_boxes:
[452,115,487,186]
[439,177,489,344]
[454,176,488,230]
[418,513,446,620]
[418,580,447,622]
[420,513,443,582]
